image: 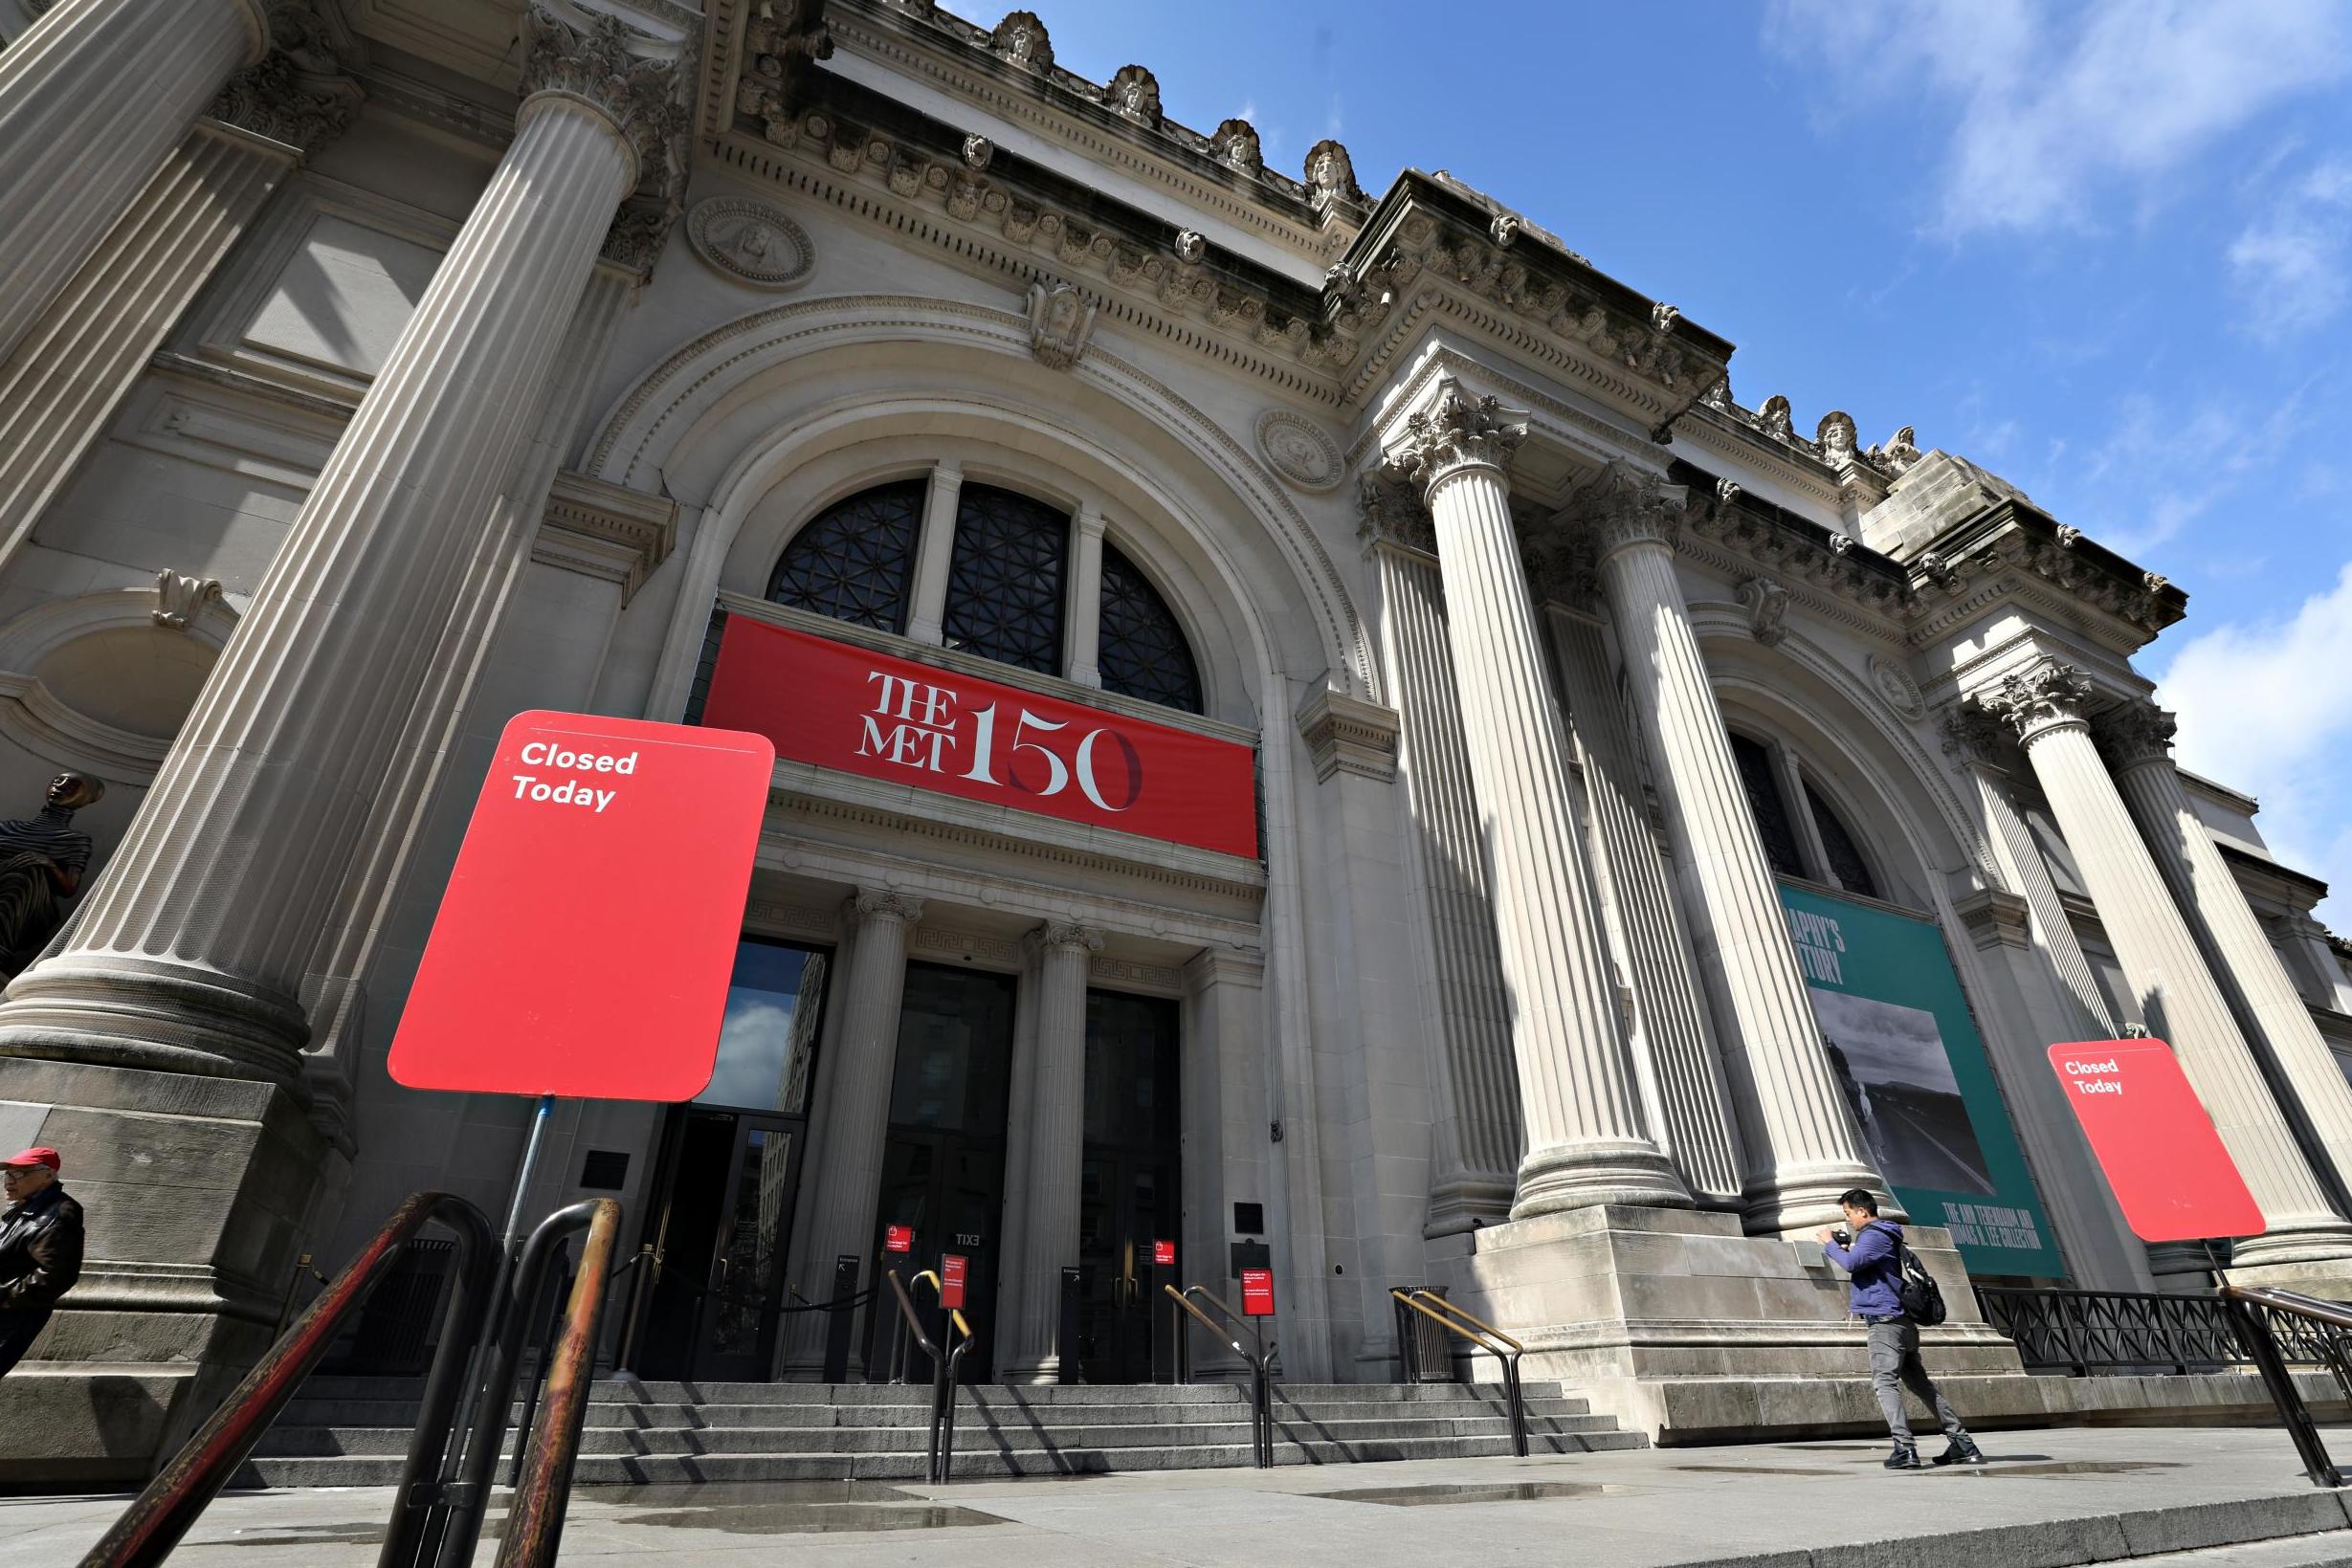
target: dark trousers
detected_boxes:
[1866,1319,1966,1450]
[0,1307,51,1375]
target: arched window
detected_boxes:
[1097,542,1203,714]
[767,479,923,633]
[1729,728,1884,899]
[942,484,1067,674]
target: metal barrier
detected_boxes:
[77,1192,497,1568]
[496,1198,623,1567]
[882,1269,973,1484]
[1974,1283,2352,1376]
[1389,1289,1528,1457]
[1164,1284,1276,1468]
[2221,1286,2352,1488]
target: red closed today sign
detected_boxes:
[1240,1268,1275,1317]
[388,711,773,1100]
[2047,1039,2266,1244]
[1152,1239,1176,1268]
[941,1253,968,1311]
[699,613,1258,857]
[883,1225,915,1255]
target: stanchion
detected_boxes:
[823,1253,860,1382]
[1058,1266,1083,1384]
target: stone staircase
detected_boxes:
[235,1374,1641,1486]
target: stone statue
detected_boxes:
[1303,138,1361,208]
[0,772,104,977]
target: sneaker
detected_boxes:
[1930,1436,1986,1467]
[1883,1447,1923,1470]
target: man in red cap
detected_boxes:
[0,1146,81,1375]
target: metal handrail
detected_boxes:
[1391,1289,1528,1456]
[401,1199,616,1568]
[78,1192,497,1568]
[2223,1285,2352,1488]
[1166,1284,1277,1468]
[883,1270,973,1483]
[497,1197,623,1567]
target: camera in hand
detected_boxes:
[1831,1227,1853,1247]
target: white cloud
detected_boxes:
[1765,0,2350,236]
[2066,379,2318,558]
[2230,158,2352,341]
[2158,562,2352,921]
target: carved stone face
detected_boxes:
[46,772,100,812]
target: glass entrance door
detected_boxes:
[870,961,1017,1381]
[1076,990,1181,1383]
[633,1107,805,1380]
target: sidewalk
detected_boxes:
[10,1424,2352,1566]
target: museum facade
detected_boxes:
[7,0,2352,1471]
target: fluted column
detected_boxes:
[1576,464,1882,1232]
[1981,662,2352,1266]
[0,0,268,365]
[904,461,962,645]
[1541,599,1746,1207]
[2101,700,2352,1216]
[781,889,922,1378]
[1063,503,1107,688]
[0,3,684,1085]
[1386,381,1687,1217]
[1359,475,1520,1231]
[1004,921,1100,1381]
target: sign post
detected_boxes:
[2046,1039,2265,1251]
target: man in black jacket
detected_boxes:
[0,1145,81,1375]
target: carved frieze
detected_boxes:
[1254,409,1342,493]
[685,197,815,289]
[1025,279,1097,370]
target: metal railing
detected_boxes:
[1974,1283,2352,1376]
[882,1269,973,1484]
[1390,1289,1528,1457]
[1165,1284,1276,1468]
[496,1198,623,1566]
[2221,1286,2352,1488]
[77,1192,497,1568]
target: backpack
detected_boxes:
[1865,1222,1947,1327]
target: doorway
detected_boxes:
[1076,990,1181,1383]
[631,937,828,1380]
[870,961,1017,1381]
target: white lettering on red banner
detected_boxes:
[699,615,1257,857]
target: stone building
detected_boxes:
[6,0,2352,1477]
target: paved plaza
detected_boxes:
[14,1424,2352,1566]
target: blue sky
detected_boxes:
[1032,0,2352,918]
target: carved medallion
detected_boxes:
[685,199,815,291]
[1868,654,1927,720]
[1255,409,1343,493]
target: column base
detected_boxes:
[0,1057,345,1485]
[0,950,310,1091]
[1737,1162,1897,1237]
[1425,1173,1516,1238]
[2222,1223,2352,1273]
[1439,1204,2025,1444]
[1000,1358,1063,1385]
[1509,1141,1693,1219]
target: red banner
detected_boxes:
[1240,1267,1275,1316]
[388,711,772,1101]
[700,615,1257,857]
[2046,1040,2265,1243]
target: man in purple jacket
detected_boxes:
[1817,1187,1983,1470]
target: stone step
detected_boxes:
[291,1374,1568,1406]
[233,1427,1642,1488]
[253,1409,1621,1459]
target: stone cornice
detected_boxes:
[1294,690,1400,784]
[535,470,678,603]
[1899,497,2186,649]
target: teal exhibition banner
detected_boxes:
[1777,880,2065,1277]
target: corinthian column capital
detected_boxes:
[521,0,694,194]
[1386,377,1528,501]
[1028,920,1106,958]
[1979,658,2098,745]
[851,888,926,926]
[1355,469,1436,557]
[208,2,362,155]
[2096,699,2178,773]
[1561,458,1688,562]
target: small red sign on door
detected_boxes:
[941,1253,967,1310]
[1152,1239,1176,1268]
[883,1225,914,1254]
[388,711,773,1100]
[1240,1267,1275,1316]
[2047,1040,2267,1244]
